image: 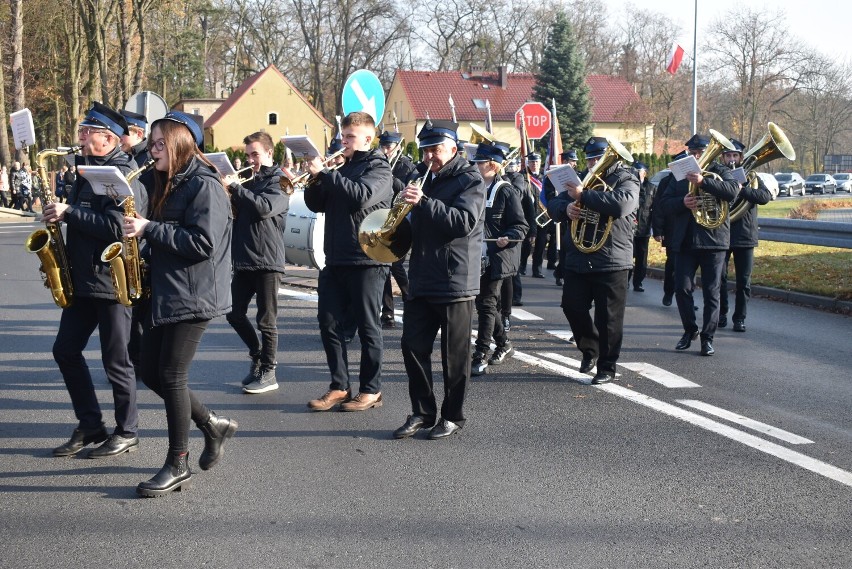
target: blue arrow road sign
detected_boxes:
[341,70,386,124]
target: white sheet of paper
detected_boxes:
[76,165,133,198]
[281,135,323,157]
[546,164,582,193]
[667,154,701,181]
[731,167,747,184]
[10,108,36,149]
[205,152,237,176]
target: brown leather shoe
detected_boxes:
[340,392,383,412]
[307,389,351,411]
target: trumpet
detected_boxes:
[234,165,255,184]
[281,149,346,194]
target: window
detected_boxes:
[472,99,487,109]
[268,112,278,125]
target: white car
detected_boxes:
[755,172,779,200]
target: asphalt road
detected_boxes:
[0,217,850,568]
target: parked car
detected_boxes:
[755,172,779,200]
[774,172,805,196]
[648,169,671,190]
[804,173,837,194]
[831,172,852,192]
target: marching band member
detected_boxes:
[547,137,639,385]
[224,131,289,394]
[123,111,237,496]
[43,102,146,459]
[631,161,654,292]
[304,112,393,412]
[393,120,485,440]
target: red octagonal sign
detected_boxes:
[515,102,552,140]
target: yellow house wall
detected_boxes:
[173,101,223,120]
[593,123,655,154]
[204,71,331,151]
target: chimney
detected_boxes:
[499,65,508,89]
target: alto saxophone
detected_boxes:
[101,159,155,307]
[24,146,82,308]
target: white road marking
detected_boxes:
[510,308,542,321]
[620,362,700,388]
[545,329,575,343]
[279,287,318,302]
[677,399,814,445]
[512,350,589,384]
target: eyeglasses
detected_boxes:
[77,126,106,137]
[148,139,166,152]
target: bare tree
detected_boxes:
[9,0,28,163]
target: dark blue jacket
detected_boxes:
[229,164,289,272]
[483,177,528,280]
[407,153,485,300]
[548,162,639,273]
[657,162,740,252]
[142,156,232,326]
[730,174,772,248]
[64,146,147,300]
[304,148,392,266]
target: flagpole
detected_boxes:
[692,0,698,134]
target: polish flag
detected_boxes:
[666,43,685,74]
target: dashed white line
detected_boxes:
[279,287,318,302]
[620,362,700,389]
[510,308,542,321]
[677,399,814,445]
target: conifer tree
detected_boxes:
[534,11,592,152]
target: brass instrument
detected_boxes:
[689,129,737,229]
[281,149,346,194]
[24,146,82,308]
[729,123,795,222]
[570,138,634,253]
[469,123,495,144]
[100,159,156,307]
[358,161,432,262]
[234,165,255,184]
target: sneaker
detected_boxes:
[471,352,489,376]
[718,315,728,328]
[242,365,279,394]
[502,316,511,332]
[240,355,262,386]
[488,343,515,365]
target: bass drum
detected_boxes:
[284,190,325,270]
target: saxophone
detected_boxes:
[101,159,155,307]
[24,146,82,308]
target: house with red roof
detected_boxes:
[386,68,654,154]
[188,65,332,151]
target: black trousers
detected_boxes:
[127,302,147,379]
[510,273,522,304]
[633,235,650,287]
[401,298,473,426]
[475,275,508,353]
[663,248,675,297]
[226,270,281,366]
[381,258,409,320]
[532,224,557,272]
[560,269,629,374]
[53,297,137,435]
[674,249,726,340]
[0,189,8,207]
[720,247,755,323]
[518,236,532,273]
[141,319,211,454]
[317,265,388,394]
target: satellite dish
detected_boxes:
[124,91,169,123]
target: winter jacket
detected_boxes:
[407,152,486,300]
[229,164,289,272]
[635,177,655,238]
[730,173,772,248]
[483,177,528,280]
[505,170,537,237]
[657,162,740,252]
[547,161,639,273]
[63,146,148,300]
[304,148,393,266]
[142,156,232,326]
[391,154,418,195]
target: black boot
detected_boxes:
[198,412,238,471]
[137,451,192,498]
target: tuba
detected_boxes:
[728,123,795,222]
[101,159,156,307]
[24,146,82,308]
[689,129,736,229]
[570,139,634,253]
[358,162,432,262]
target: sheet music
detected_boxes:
[667,154,701,181]
[281,135,323,157]
[205,152,237,176]
[76,165,133,198]
[545,164,583,194]
[730,166,747,184]
[10,108,36,149]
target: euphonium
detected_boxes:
[24,146,81,308]
[101,159,156,307]
[689,129,736,229]
[570,139,634,253]
[358,161,432,262]
[728,123,795,222]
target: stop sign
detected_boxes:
[515,102,552,139]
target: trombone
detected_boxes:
[387,137,406,170]
[280,149,346,194]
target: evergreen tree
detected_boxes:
[534,11,592,152]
